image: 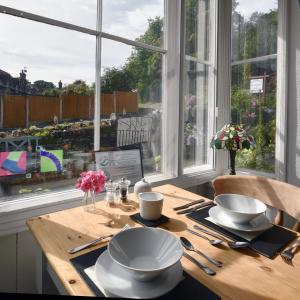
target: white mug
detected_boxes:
[138,192,164,220]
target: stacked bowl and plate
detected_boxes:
[94,203,184,299]
[209,194,272,232]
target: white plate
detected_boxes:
[95,250,183,299]
[208,206,272,232]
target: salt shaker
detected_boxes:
[119,178,131,203]
[105,180,118,207]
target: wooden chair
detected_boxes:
[212,175,300,232]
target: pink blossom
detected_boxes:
[251,99,257,107]
[76,170,107,194]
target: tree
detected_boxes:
[62,80,93,96]
[101,17,163,103]
[101,67,132,93]
[33,80,55,94]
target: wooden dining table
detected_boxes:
[26,184,300,300]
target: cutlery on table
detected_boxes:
[173,199,205,211]
[176,201,214,215]
[68,224,130,254]
[280,238,300,263]
[180,237,223,268]
[182,252,216,276]
[186,228,223,246]
[193,225,250,249]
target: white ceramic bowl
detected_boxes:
[214,194,267,224]
[108,227,183,282]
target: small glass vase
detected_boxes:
[82,189,96,212]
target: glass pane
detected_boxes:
[231,59,277,172]
[231,0,278,173]
[102,0,164,48]
[183,62,209,168]
[0,0,97,29]
[232,0,278,62]
[183,0,212,170]
[0,15,96,201]
[101,38,163,175]
[185,0,210,61]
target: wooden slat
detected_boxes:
[116,91,138,113]
[29,96,60,123]
[4,95,26,128]
[26,184,300,299]
[62,95,90,119]
[100,93,114,116]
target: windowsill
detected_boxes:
[0,167,223,236]
[235,168,277,179]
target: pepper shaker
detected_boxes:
[118,177,131,203]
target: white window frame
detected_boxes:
[180,0,218,175]
[0,0,227,236]
[229,0,288,181]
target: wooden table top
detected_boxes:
[27,184,300,300]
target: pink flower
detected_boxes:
[251,99,257,107]
[76,170,107,194]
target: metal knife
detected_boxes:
[68,234,113,254]
[176,201,214,214]
[173,199,205,211]
[183,252,216,276]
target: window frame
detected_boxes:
[229,0,288,180]
[180,0,218,174]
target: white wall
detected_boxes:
[0,231,36,294]
[287,0,300,186]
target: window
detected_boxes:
[231,0,278,173]
[102,0,164,47]
[0,0,218,203]
[101,39,163,175]
[0,13,95,201]
[0,0,97,29]
[182,0,216,171]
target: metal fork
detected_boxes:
[68,224,131,254]
[280,239,300,263]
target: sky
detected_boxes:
[0,0,163,86]
[0,0,276,86]
[235,0,277,20]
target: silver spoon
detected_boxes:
[193,225,250,249]
[186,228,223,246]
[180,236,223,268]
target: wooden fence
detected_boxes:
[0,92,138,128]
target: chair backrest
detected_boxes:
[212,175,300,232]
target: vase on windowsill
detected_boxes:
[210,123,255,175]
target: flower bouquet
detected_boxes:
[76,170,107,211]
[210,124,255,175]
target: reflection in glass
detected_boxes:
[231,0,278,173]
[183,62,209,168]
[0,15,95,200]
[102,0,164,47]
[232,0,278,61]
[184,0,210,61]
[183,0,212,170]
[101,38,163,176]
